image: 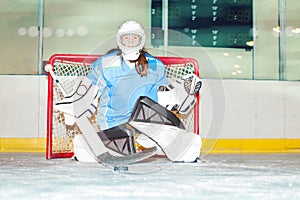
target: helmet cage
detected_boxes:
[120,33,143,48]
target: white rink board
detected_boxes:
[200,79,300,139]
[254,81,285,138]
[0,75,47,138]
[285,81,300,138]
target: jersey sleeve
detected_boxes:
[87,57,107,96]
[154,58,169,86]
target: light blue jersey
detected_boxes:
[87,50,168,130]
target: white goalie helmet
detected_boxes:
[116,21,146,61]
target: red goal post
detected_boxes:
[46,54,200,159]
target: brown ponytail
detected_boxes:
[128,48,148,76]
[134,49,148,76]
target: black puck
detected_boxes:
[113,166,129,172]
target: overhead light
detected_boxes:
[292,28,300,34]
[223,52,229,57]
[55,28,65,38]
[236,55,243,59]
[231,72,237,76]
[272,26,280,33]
[246,40,254,47]
[66,29,75,37]
[28,26,38,37]
[77,26,88,37]
[43,27,52,38]
[234,64,240,69]
[17,27,27,36]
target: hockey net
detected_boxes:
[46,54,200,159]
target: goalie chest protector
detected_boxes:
[87,51,168,130]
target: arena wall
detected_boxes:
[1,76,300,153]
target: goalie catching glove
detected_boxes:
[158,74,202,115]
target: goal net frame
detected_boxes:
[46,54,200,159]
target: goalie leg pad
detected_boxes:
[163,130,201,162]
[131,122,201,162]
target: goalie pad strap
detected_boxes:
[101,124,130,140]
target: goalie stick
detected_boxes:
[45,64,157,167]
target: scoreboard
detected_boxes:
[151,0,253,49]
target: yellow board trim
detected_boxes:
[202,139,300,154]
[0,138,45,152]
[1,138,300,154]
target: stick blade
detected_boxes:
[97,146,157,166]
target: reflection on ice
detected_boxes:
[1,153,300,200]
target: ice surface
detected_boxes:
[1,153,300,200]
